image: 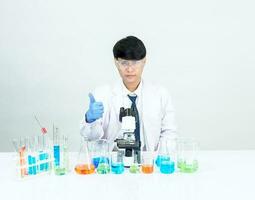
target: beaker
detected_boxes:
[177,138,199,173]
[75,137,95,175]
[94,139,110,174]
[156,138,175,174]
[129,150,140,174]
[141,151,154,174]
[111,151,124,174]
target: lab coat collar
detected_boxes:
[114,80,143,97]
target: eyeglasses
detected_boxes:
[116,59,144,69]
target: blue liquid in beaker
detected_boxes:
[160,161,175,174]
[92,157,100,168]
[155,155,171,167]
[93,157,109,168]
[111,163,124,174]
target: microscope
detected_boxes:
[115,107,141,167]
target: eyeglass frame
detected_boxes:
[115,58,145,69]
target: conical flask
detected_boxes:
[156,138,175,174]
[75,137,95,175]
[156,138,169,167]
[95,139,110,174]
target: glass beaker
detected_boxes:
[129,150,140,174]
[111,151,124,174]
[156,138,175,174]
[75,137,95,175]
[177,138,199,173]
[141,151,154,174]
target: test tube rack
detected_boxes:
[15,148,54,179]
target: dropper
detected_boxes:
[34,115,47,134]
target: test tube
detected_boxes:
[53,126,69,175]
[53,128,60,167]
[54,135,68,175]
[27,137,37,175]
[63,136,69,172]
[12,139,27,177]
[38,135,50,172]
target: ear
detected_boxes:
[114,58,119,68]
[143,57,147,65]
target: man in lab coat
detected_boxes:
[80,36,177,152]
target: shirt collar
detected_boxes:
[121,79,143,97]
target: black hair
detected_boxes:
[113,36,146,60]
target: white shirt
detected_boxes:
[80,79,177,151]
[120,80,146,150]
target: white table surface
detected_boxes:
[1,151,255,200]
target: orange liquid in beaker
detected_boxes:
[141,165,154,174]
[75,164,95,175]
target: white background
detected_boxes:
[1,0,255,151]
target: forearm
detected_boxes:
[80,119,104,141]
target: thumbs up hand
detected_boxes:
[85,93,104,123]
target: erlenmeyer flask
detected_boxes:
[95,139,110,174]
[111,150,124,174]
[75,137,95,175]
[156,138,175,174]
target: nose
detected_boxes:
[126,65,134,72]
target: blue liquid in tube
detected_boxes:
[39,151,49,171]
[28,155,37,175]
[54,145,60,166]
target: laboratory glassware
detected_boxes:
[95,139,110,174]
[111,151,124,174]
[75,137,95,175]
[156,138,175,174]
[53,130,69,175]
[177,138,199,173]
[129,150,140,174]
[141,151,154,174]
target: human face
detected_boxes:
[115,58,146,88]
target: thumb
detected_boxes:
[88,93,96,104]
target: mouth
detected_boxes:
[125,75,136,78]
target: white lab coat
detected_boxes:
[80,80,177,151]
